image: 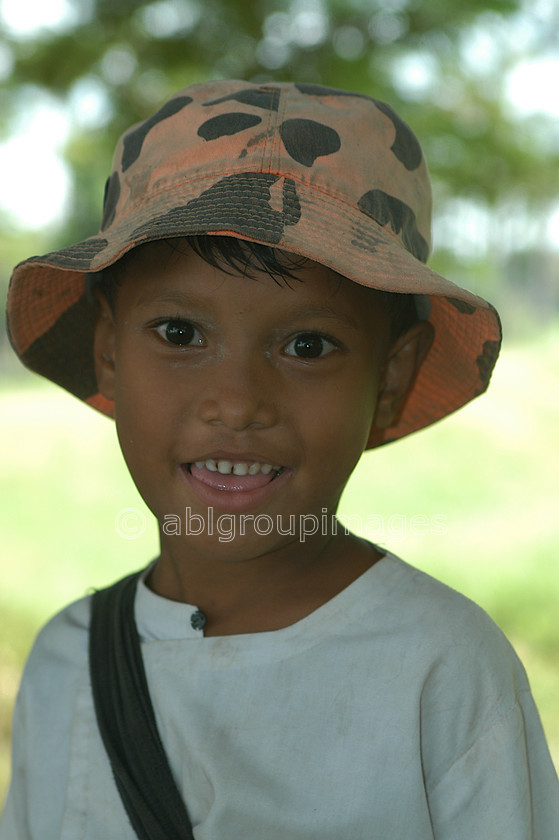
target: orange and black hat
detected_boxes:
[6,79,501,446]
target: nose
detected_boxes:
[197,352,278,431]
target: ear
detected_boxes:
[371,320,434,433]
[93,293,116,401]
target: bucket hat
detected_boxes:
[6,79,501,446]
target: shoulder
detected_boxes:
[387,562,559,812]
[18,570,146,704]
[17,593,92,707]
[375,552,521,659]
[8,592,95,815]
[366,553,531,709]
[378,555,543,763]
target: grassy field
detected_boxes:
[1,327,558,805]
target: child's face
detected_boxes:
[95,240,394,557]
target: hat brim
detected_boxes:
[7,172,501,447]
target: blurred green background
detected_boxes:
[1,0,558,808]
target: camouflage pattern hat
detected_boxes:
[7,79,501,446]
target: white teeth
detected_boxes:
[194,459,282,475]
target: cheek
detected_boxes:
[114,402,163,501]
[114,397,178,523]
[112,350,176,484]
[302,366,380,468]
[325,400,376,475]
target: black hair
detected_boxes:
[86,235,419,342]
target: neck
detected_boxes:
[146,526,382,636]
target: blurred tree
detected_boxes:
[1,0,558,273]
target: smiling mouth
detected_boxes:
[186,460,285,492]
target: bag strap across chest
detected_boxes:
[89,572,195,840]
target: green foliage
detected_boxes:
[3,0,558,246]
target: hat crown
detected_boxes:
[102,80,432,263]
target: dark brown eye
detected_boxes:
[155,320,203,346]
[285,333,336,358]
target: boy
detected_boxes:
[2,80,558,838]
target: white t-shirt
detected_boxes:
[1,552,558,839]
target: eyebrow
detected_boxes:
[281,303,360,330]
[135,290,201,309]
[134,291,361,331]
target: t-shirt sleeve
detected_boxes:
[0,597,91,840]
[1,664,33,840]
[417,596,559,839]
[426,692,559,839]
[0,787,22,840]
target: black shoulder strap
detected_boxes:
[89,572,195,840]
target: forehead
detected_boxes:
[114,239,390,330]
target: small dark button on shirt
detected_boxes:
[190,610,206,631]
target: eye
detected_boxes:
[284,333,337,359]
[154,319,205,347]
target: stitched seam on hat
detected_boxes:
[271,86,288,174]
[261,87,281,174]
[125,170,361,216]
[127,165,421,237]
[128,169,417,254]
